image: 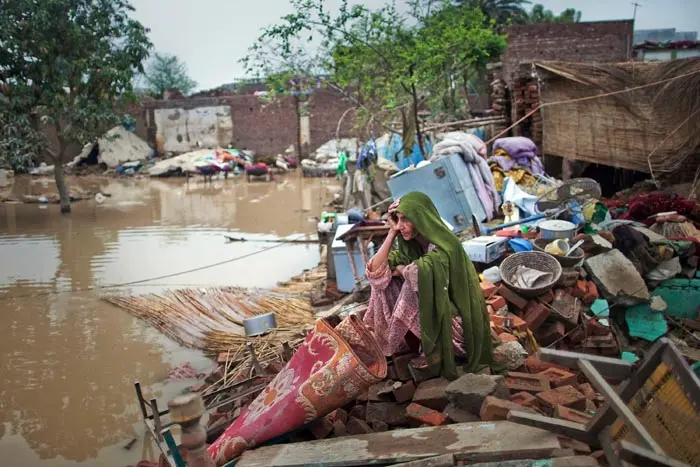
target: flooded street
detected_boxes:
[0,173,332,466]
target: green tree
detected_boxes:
[457,0,532,30]
[243,0,505,156]
[143,53,198,98]
[0,0,151,212]
[529,4,581,23]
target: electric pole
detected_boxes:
[631,2,642,21]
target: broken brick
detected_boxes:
[583,282,599,305]
[443,402,480,423]
[538,367,577,388]
[573,280,587,299]
[578,383,596,400]
[511,391,538,408]
[386,364,399,381]
[392,380,416,403]
[309,416,334,439]
[491,312,528,333]
[505,372,551,394]
[348,404,366,421]
[538,289,555,304]
[332,419,346,437]
[525,355,568,374]
[560,269,579,287]
[365,402,410,426]
[326,408,348,426]
[480,280,497,298]
[406,403,448,426]
[583,334,618,357]
[586,398,597,413]
[486,295,507,313]
[412,377,449,411]
[498,285,529,310]
[371,420,389,432]
[537,385,587,411]
[498,332,518,343]
[554,405,593,424]
[536,321,565,346]
[586,318,610,337]
[345,416,373,435]
[392,353,416,381]
[368,381,395,401]
[480,395,536,421]
[523,301,551,331]
[567,327,586,345]
[408,356,436,383]
[550,290,581,329]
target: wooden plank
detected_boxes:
[618,440,691,467]
[237,421,561,467]
[507,411,595,445]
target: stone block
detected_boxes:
[505,371,551,394]
[406,403,448,426]
[480,396,536,421]
[446,374,511,415]
[550,290,581,329]
[371,420,389,432]
[536,385,586,411]
[585,249,649,301]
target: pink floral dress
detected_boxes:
[362,245,466,357]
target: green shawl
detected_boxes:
[388,192,497,380]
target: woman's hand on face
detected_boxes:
[387,198,401,234]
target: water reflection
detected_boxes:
[0,173,332,465]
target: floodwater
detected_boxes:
[0,173,334,466]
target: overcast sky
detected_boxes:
[130,0,700,91]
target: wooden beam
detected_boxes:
[578,360,664,454]
[537,348,633,379]
[507,411,595,445]
[236,421,561,467]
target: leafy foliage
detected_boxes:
[529,4,581,23]
[0,0,151,209]
[0,108,45,171]
[456,0,532,30]
[143,53,198,98]
[242,0,505,152]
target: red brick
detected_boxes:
[525,355,568,374]
[567,327,586,345]
[554,405,593,424]
[392,353,416,381]
[537,367,577,388]
[583,334,618,357]
[491,313,528,333]
[586,318,610,336]
[536,321,565,346]
[560,270,579,287]
[505,371,551,394]
[511,391,539,408]
[523,301,551,331]
[498,332,518,343]
[412,378,449,411]
[345,416,373,435]
[392,381,416,403]
[480,280,497,298]
[573,280,587,299]
[583,282,599,305]
[486,295,507,313]
[498,285,529,310]
[578,383,596,400]
[406,403,447,426]
[536,385,587,411]
[480,396,536,421]
[537,289,555,304]
[309,417,334,439]
[326,408,348,425]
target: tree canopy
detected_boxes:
[243,0,505,155]
[143,53,198,98]
[0,0,151,212]
[456,0,532,30]
[529,4,582,23]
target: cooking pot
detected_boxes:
[538,220,576,241]
[243,312,278,337]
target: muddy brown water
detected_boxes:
[0,173,334,466]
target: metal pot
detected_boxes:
[538,220,576,241]
[243,312,278,337]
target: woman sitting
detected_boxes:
[363,191,499,380]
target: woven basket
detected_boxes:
[499,251,563,298]
[530,238,584,268]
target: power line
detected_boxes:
[631,2,642,21]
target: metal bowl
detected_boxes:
[243,312,278,337]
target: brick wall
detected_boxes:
[308,87,355,149]
[502,21,634,84]
[229,94,299,155]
